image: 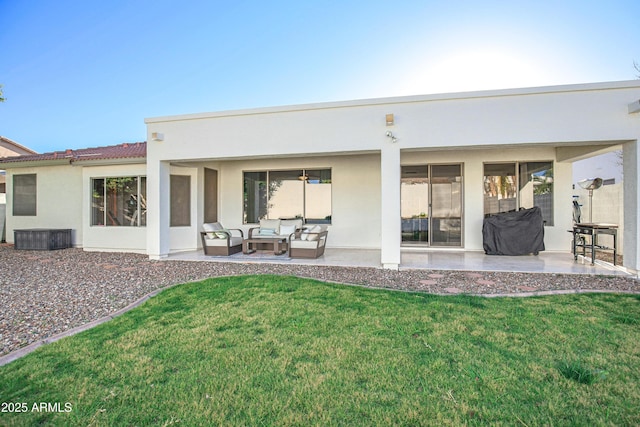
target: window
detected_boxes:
[91,177,146,226]
[13,174,37,216]
[170,175,191,227]
[483,164,517,216]
[243,169,332,224]
[483,162,553,225]
[519,162,554,225]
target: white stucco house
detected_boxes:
[1,80,640,272]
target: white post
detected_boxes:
[147,159,171,259]
[380,142,401,269]
[623,140,639,272]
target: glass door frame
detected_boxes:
[401,163,464,248]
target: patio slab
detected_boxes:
[168,248,632,276]
[400,249,630,275]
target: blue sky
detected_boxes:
[1,0,639,153]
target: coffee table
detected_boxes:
[242,237,287,255]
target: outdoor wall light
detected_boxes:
[629,99,640,114]
[386,131,398,143]
[386,113,395,126]
[151,132,164,141]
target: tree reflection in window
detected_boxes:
[92,177,146,226]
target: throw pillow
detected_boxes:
[307,225,323,241]
[280,224,296,236]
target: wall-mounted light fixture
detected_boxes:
[386,113,394,126]
[629,100,640,114]
[386,131,398,143]
[151,132,164,141]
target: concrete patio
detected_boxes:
[167,248,632,276]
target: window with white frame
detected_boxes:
[243,169,332,224]
[91,177,146,226]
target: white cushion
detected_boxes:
[281,219,303,230]
[205,236,243,247]
[280,224,296,236]
[260,219,281,233]
[290,237,325,249]
[203,222,223,231]
[306,225,322,241]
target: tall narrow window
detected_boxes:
[483,163,517,216]
[268,170,304,220]
[520,162,553,226]
[304,169,332,224]
[244,172,267,223]
[170,175,191,227]
[13,174,37,216]
[138,176,147,226]
[92,178,106,225]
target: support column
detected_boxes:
[147,159,171,260]
[380,143,401,269]
[623,140,640,272]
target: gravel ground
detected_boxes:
[1,246,639,357]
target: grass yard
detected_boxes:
[1,275,639,426]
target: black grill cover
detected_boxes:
[482,207,545,255]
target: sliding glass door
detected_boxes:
[401,164,463,247]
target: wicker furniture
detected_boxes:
[247,218,303,241]
[289,225,328,258]
[243,237,288,255]
[200,223,244,256]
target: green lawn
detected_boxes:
[1,275,639,426]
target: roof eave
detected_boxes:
[0,159,72,169]
[73,157,146,166]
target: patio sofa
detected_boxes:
[247,218,303,248]
[289,225,329,258]
[200,222,244,256]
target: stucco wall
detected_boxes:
[146,81,640,162]
[6,165,83,245]
[209,153,381,250]
[82,163,147,252]
[401,146,574,252]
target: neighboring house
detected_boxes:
[1,80,640,273]
[0,136,37,242]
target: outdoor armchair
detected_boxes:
[200,222,244,256]
[289,225,328,258]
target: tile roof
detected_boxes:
[0,142,146,164]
